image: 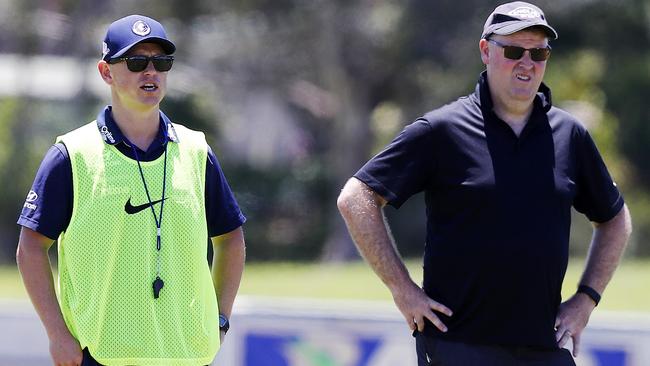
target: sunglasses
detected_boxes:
[487,39,551,62]
[108,55,174,72]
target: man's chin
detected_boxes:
[510,89,538,102]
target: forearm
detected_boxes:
[338,178,452,332]
[579,204,632,294]
[337,178,413,293]
[555,206,631,355]
[211,227,246,317]
[16,228,69,339]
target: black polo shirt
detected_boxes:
[355,71,624,349]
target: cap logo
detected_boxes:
[102,41,109,57]
[508,7,541,20]
[132,20,151,36]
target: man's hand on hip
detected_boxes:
[392,281,453,333]
[49,328,82,366]
[554,293,596,357]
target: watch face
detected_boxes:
[219,314,229,332]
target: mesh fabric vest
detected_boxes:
[57,121,219,365]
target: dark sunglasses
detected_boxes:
[108,55,174,72]
[487,39,551,62]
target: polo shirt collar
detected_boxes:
[475,71,553,114]
[95,105,180,146]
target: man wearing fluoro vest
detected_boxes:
[16,15,246,366]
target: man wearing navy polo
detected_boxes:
[16,15,246,366]
[338,2,632,365]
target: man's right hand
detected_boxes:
[49,330,83,366]
[16,227,83,366]
[337,179,453,334]
[392,281,453,333]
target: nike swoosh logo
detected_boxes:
[124,197,167,214]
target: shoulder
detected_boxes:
[421,95,480,128]
[41,143,72,172]
[546,105,590,138]
[168,122,206,140]
[56,122,103,156]
[205,144,223,169]
[167,122,208,154]
[418,95,482,141]
[57,121,99,142]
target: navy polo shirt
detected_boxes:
[355,71,624,349]
[18,106,246,240]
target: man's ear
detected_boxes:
[479,38,490,66]
[98,60,113,84]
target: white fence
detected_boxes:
[2,297,649,366]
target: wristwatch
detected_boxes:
[219,314,230,334]
[577,284,601,306]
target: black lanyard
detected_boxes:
[131,143,168,299]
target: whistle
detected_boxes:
[153,276,164,299]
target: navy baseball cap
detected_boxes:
[482,2,558,40]
[102,15,176,61]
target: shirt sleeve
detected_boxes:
[354,119,435,208]
[573,129,624,223]
[17,143,73,240]
[205,145,246,237]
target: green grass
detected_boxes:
[239,258,650,312]
[239,261,396,301]
[585,259,650,311]
[2,259,649,312]
[0,266,28,299]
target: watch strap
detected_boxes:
[577,284,601,306]
[219,314,230,333]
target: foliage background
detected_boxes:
[1,0,648,263]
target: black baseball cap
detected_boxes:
[481,2,558,40]
[102,15,176,61]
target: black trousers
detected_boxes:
[415,333,576,366]
[81,348,102,366]
[81,348,209,366]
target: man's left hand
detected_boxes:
[554,293,596,357]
